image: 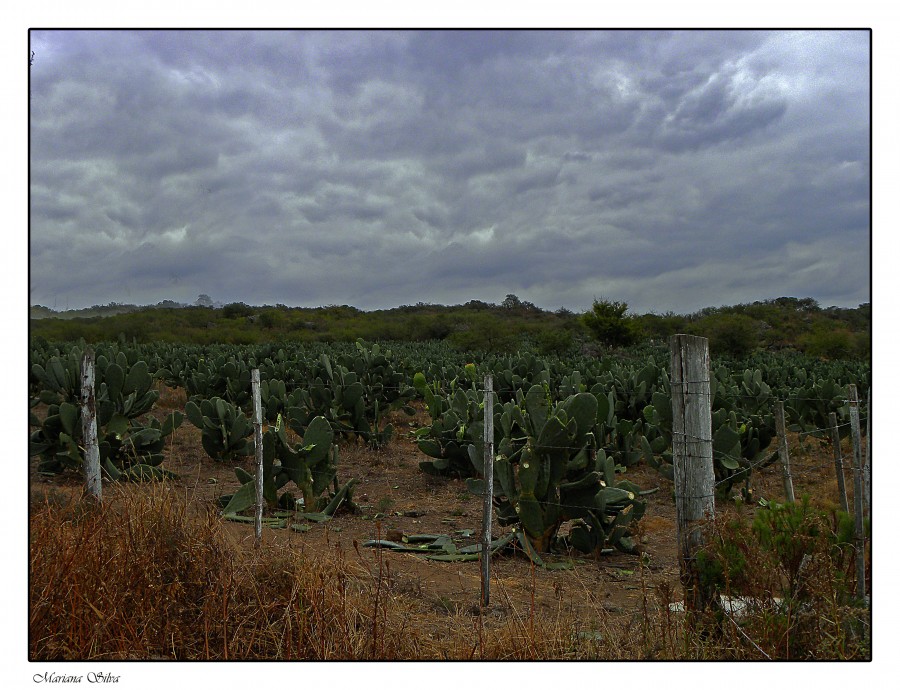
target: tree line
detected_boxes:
[29,295,870,361]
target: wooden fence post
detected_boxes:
[481,374,495,608]
[775,401,795,503]
[669,335,715,612]
[80,348,102,501]
[829,412,850,513]
[848,384,867,601]
[251,369,264,546]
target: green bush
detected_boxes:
[800,328,857,360]
[534,327,575,356]
[258,309,284,329]
[221,302,254,319]
[581,299,638,348]
[694,499,867,659]
[700,313,760,358]
[448,313,518,353]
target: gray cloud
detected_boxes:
[29,29,870,313]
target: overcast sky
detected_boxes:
[28,29,871,314]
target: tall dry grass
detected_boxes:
[29,484,627,660]
[29,483,870,660]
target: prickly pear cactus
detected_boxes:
[640,376,777,495]
[472,385,646,556]
[413,372,483,477]
[184,396,254,462]
[29,346,181,479]
[219,415,356,518]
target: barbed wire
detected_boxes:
[259,418,865,503]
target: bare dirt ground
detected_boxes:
[29,383,860,642]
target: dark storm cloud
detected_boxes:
[29,29,870,313]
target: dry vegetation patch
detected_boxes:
[29,394,869,660]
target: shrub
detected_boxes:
[581,299,638,348]
[258,309,284,329]
[693,499,869,659]
[534,327,575,356]
[700,313,760,358]
[221,302,254,319]
[800,328,857,360]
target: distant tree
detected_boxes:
[155,300,181,309]
[773,296,820,313]
[464,300,493,311]
[502,294,523,310]
[581,299,638,348]
[636,312,687,341]
[195,294,213,307]
[222,302,254,319]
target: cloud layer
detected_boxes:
[29,29,870,313]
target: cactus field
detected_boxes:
[29,337,871,660]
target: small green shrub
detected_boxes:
[694,498,868,659]
[581,299,638,348]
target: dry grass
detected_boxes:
[28,484,627,660]
[29,479,870,661]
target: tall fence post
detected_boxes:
[481,374,495,608]
[80,348,102,501]
[848,384,867,601]
[829,412,850,514]
[669,335,715,612]
[251,369,264,546]
[775,401,795,504]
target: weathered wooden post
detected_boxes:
[848,384,866,601]
[251,369,264,546]
[669,335,715,612]
[829,412,850,513]
[481,374,495,608]
[80,348,102,501]
[775,401,795,503]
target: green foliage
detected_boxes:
[800,327,860,360]
[581,299,638,348]
[219,415,354,518]
[641,368,778,492]
[28,345,181,479]
[291,340,416,448]
[221,302,254,319]
[414,372,483,477]
[29,298,870,360]
[695,519,750,592]
[751,497,825,597]
[448,313,520,353]
[485,387,646,555]
[634,312,688,341]
[703,497,861,604]
[786,376,854,440]
[700,313,761,358]
[534,327,575,356]
[258,309,285,330]
[184,397,254,462]
[692,499,867,659]
[185,356,252,408]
